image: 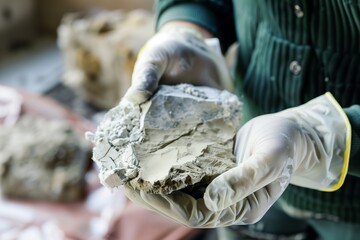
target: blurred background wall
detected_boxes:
[35,0,154,35]
[0,0,154,42]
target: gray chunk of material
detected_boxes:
[88,84,242,194]
[0,116,91,201]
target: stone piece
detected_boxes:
[57,9,154,109]
[87,84,242,195]
[0,116,91,201]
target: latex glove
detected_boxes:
[123,93,351,228]
[124,26,233,104]
[204,92,351,224]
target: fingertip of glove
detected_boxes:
[123,87,151,105]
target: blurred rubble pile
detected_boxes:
[58,9,154,109]
[0,86,104,239]
[0,116,90,202]
[0,86,94,202]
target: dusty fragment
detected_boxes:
[0,116,91,201]
[88,84,242,195]
[57,9,154,108]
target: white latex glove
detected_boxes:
[124,26,233,104]
[123,93,351,228]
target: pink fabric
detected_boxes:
[0,198,99,240]
[105,202,200,240]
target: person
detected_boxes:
[122,1,360,239]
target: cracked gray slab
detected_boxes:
[87,84,242,195]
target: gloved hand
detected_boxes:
[123,93,351,228]
[124,25,233,104]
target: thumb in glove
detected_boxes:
[124,25,233,104]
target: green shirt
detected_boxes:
[156,0,360,223]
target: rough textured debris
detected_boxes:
[0,116,91,201]
[87,84,242,195]
[57,9,154,109]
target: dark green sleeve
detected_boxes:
[344,105,360,177]
[155,0,236,52]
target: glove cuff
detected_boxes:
[279,92,351,191]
